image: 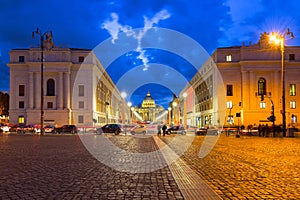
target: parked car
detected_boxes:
[44,125,55,133]
[167,125,186,134]
[96,124,124,135]
[16,124,35,134]
[195,127,208,135]
[130,125,147,135]
[0,123,10,133]
[54,125,77,134]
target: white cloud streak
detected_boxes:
[102,9,171,71]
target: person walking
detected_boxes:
[157,123,162,136]
[162,124,167,136]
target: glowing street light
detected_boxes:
[32,27,53,135]
[269,29,294,137]
[182,92,187,128]
[120,92,127,124]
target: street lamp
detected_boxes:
[269,29,294,137]
[182,92,187,128]
[120,92,127,124]
[127,102,132,124]
[32,27,53,135]
[168,107,171,126]
[172,101,178,125]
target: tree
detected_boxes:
[0,91,9,116]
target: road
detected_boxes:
[0,133,299,199]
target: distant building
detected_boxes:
[181,32,300,129]
[8,40,123,126]
[134,91,165,123]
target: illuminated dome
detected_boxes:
[142,91,155,108]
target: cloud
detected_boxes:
[101,9,171,71]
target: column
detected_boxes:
[64,72,70,109]
[29,72,34,109]
[58,72,63,109]
[249,71,254,110]
[35,72,40,109]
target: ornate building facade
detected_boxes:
[135,91,165,123]
[8,40,123,127]
[181,33,300,129]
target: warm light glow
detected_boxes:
[121,92,127,99]
[269,32,281,45]
[183,92,187,98]
[168,107,171,111]
[172,102,177,107]
[127,102,132,107]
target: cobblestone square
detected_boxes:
[0,133,299,199]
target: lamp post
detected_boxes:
[182,92,187,128]
[32,28,53,135]
[168,107,171,126]
[172,101,178,125]
[121,92,127,124]
[127,102,132,124]
[269,29,294,137]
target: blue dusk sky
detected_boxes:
[1,0,300,108]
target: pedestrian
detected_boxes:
[157,123,162,136]
[162,124,167,136]
[258,124,262,137]
[265,124,269,137]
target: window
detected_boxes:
[289,54,295,61]
[19,85,25,96]
[226,55,232,62]
[47,79,55,96]
[19,101,24,109]
[78,56,85,63]
[226,85,233,96]
[226,101,233,108]
[19,56,25,62]
[79,85,84,96]
[18,116,25,124]
[290,84,296,96]
[78,115,84,123]
[260,102,266,109]
[79,101,84,109]
[292,114,297,123]
[47,102,53,109]
[258,78,266,95]
[290,101,296,109]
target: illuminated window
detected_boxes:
[226,84,233,96]
[292,114,297,123]
[290,84,296,96]
[260,102,266,109]
[226,101,233,108]
[258,78,266,95]
[18,116,25,124]
[19,85,25,96]
[290,101,296,109]
[79,85,84,96]
[79,101,84,109]
[226,55,232,62]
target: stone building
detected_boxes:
[181,32,300,129]
[8,40,123,127]
[134,91,165,123]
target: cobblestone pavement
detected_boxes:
[1,133,300,199]
[0,134,184,200]
[160,135,300,199]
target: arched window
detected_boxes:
[47,79,55,96]
[258,77,266,95]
